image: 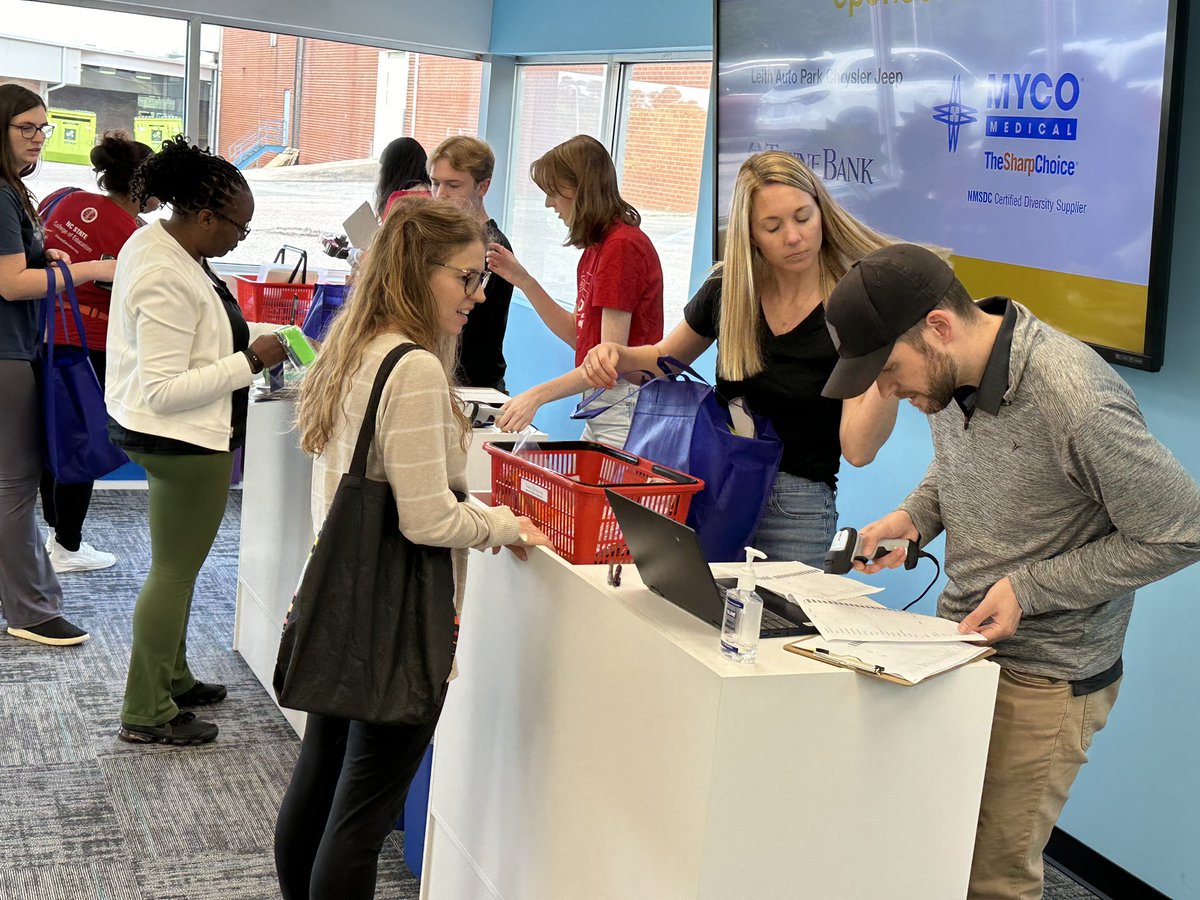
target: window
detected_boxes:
[615,62,712,326]
[505,64,606,306]
[209,25,483,271]
[505,59,711,327]
[0,0,194,210]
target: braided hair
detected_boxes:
[130,134,247,215]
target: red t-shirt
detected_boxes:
[573,221,664,367]
[40,191,140,350]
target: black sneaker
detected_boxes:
[172,681,227,707]
[7,617,90,646]
[118,711,218,746]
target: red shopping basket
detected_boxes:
[485,440,703,565]
[234,245,317,325]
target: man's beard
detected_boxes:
[907,339,959,414]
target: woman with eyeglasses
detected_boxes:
[486,134,663,446]
[37,131,159,576]
[0,84,111,647]
[275,198,549,900]
[105,135,288,747]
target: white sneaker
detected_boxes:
[48,540,117,573]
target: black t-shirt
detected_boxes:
[456,220,514,390]
[0,184,45,361]
[108,264,251,455]
[683,274,843,488]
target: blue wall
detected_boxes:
[493,1,1200,896]
[490,0,710,56]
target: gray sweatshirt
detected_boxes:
[900,299,1200,680]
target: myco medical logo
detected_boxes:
[985,72,1079,140]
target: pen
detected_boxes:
[812,647,885,675]
[606,563,623,587]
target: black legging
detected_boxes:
[40,347,106,552]
[275,706,442,899]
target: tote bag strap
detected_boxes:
[348,342,423,477]
[571,356,709,421]
[42,261,90,361]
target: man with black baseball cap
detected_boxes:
[822,243,1200,899]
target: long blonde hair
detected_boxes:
[718,151,894,381]
[298,198,484,455]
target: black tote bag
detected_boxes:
[273,343,457,725]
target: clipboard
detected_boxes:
[343,201,381,249]
[785,638,995,686]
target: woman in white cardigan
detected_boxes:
[106,137,287,747]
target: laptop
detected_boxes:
[606,490,817,639]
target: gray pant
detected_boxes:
[0,360,64,628]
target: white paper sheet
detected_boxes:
[454,387,511,405]
[794,593,984,643]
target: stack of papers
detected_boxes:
[717,562,994,685]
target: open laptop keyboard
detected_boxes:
[760,607,794,632]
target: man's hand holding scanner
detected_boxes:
[957,576,1022,644]
[853,510,920,574]
[492,516,551,560]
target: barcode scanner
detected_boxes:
[824,527,920,575]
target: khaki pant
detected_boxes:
[968,667,1121,900]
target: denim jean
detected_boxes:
[579,382,638,449]
[750,470,838,568]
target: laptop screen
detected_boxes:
[607,490,726,625]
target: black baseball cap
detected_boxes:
[821,244,957,399]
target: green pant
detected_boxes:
[122,450,234,726]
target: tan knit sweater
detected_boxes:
[310,332,522,612]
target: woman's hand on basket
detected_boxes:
[494,516,552,560]
[582,343,621,389]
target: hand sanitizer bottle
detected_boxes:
[720,547,768,664]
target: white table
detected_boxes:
[232,396,546,733]
[420,547,1000,900]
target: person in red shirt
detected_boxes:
[38,131,156,573]
[487,135,663,446]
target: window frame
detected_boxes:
[504,52,713,312]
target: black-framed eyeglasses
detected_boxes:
[210,209,252,239]
[433,262,490,296]
[9,122,54,140]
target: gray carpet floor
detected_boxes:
[0,490,418,900]
[0,489,1101,900]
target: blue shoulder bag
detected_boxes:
[38,260,128,483]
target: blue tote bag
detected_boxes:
[38,261,128,484]
[577,358,782,562]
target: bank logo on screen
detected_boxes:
[931,75,977,152]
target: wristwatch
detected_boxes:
[243,347,265,374]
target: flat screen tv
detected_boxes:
[716,0,1187,370]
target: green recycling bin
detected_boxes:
[44,109,97,165]
[133,116,183,150]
